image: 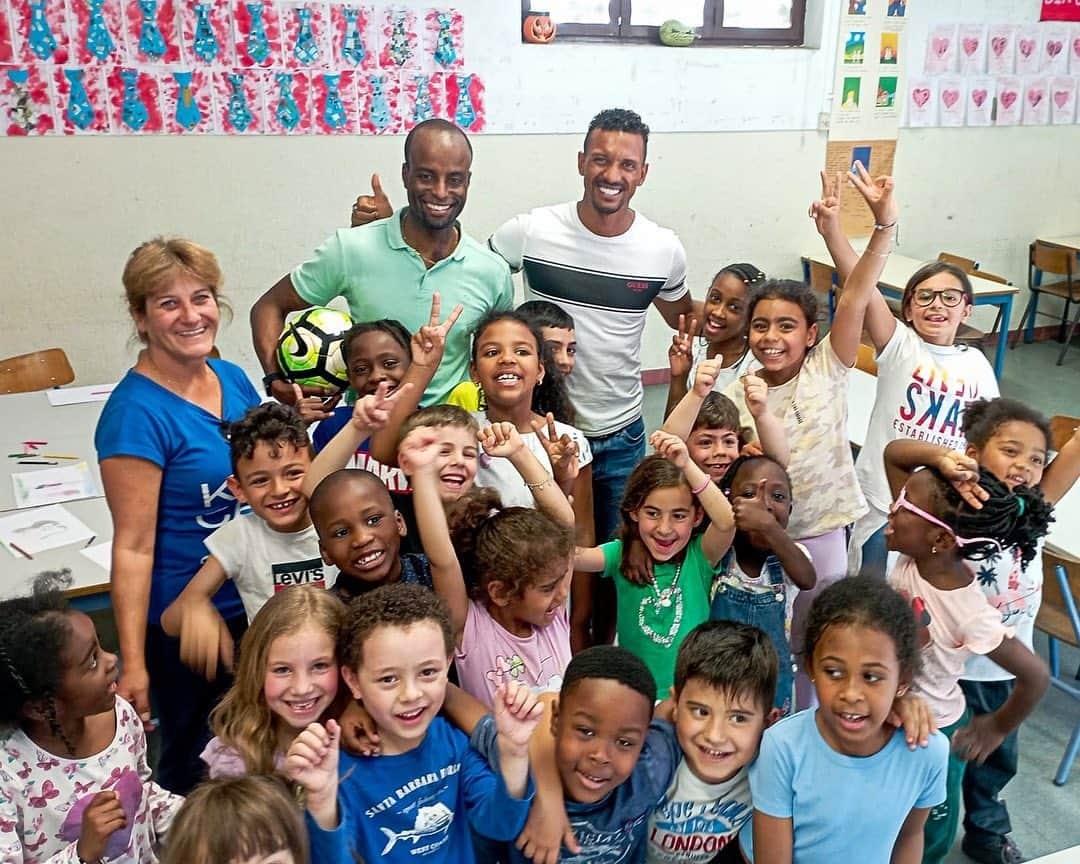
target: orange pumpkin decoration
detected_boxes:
[523,12,556,44]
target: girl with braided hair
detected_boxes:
[881,439,1052,864]
[0,572,182,863]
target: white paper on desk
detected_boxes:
[0,505,95,556]
[80,540,112,572]
[45,383,117,406]
[12,462,101,509]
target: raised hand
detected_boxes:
[494,680,545,753]
[350,172,394,227]
[339,700,382,757]
[650,430,689,469]
[292,382,342,425]
[848,161,898,228]
[809,169,843,238]
[77,791,127,863]
[285,719,341,800]
[397,427,444,477]
[742,373,769,419]
[936,450,987,509]
[668,314,696,381]
[350,380,412,431]
[412,292,465,370]
[177,601,233,682]
[479,422,525,459]
[731,478,779,536]
[692,357,722,398]
[532,413,580,488]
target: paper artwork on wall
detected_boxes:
[71,0,123,64]
[995,75,1022,125]
[924,23,956,75]
[965,76,994,126]
[213,66,263,131]
[1015,24,1042,76]
[987,24,1015,75]
[106,63,161,130]
[956,23,986,75]
[1050,74,1077,122]
[1022,76,1050,124]
[937,76,964,126]
[1042,24,1069,74]
[1,63,53,132]
[11,0,70,63]
[906,77,936,126]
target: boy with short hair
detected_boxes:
[518,299,578,378]
[646,621,777,864]
[161,403,336,678]
[285,584,542,864]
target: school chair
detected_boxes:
[807,260,838,322]
[0,348,75,394]
[1036,551,1080,785]
[936,252,1012,352]
[1010,241,1079,366]
[855,342,878,376]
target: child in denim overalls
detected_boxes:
[710,455,816,716]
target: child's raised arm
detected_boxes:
[883,440,985,505]
[731,479,815,591]
[398,428,469,642]
[952,637,1049,764]
[650,430,735,566]
[827,165,900,364]
[663,356,721,442]
[492,681,545,800]
[1042,420,1080,505]
[368,293,463,465]
[159,556,233,681]
[302,381,407,498]
[743,373,790,466]
[284,719,341,831]
[480,421,575,529]
[664,313,697,419]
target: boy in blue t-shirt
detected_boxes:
[285,584,541,864]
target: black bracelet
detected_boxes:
[262,371,288,396]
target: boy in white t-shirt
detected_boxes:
[161,403,336,678]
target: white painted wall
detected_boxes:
[2,0,1077,385]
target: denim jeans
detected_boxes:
[960,678,1018,848]
[586,416,646,644]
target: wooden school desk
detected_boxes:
[801,248,1019,380]
[0,389,112,610]
[1025,235,1080,345]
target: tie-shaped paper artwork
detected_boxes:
[283,2,328,70]
[180,0,233,65]
[378,6,417,69]
[339,6,364,65]
[227,72,251,128]
[85,0,115,59]
[119,67,147,127]
[293,7,317,64]
[261,69,310,133]
[213,68,263,133]
[424,9,462,70]
[106,64,161,131]
[2,66,55,134]
[445,71,483,132]
[161,67,210,131]
[247,3,269,60]
[400,70,443,131]
[28,0,57,59]
[312,68,355,132]
[54,65,109,133]
[192,4,218,61]
[124,0,177,63]
[138,0,165,56]
[172,70,199,127]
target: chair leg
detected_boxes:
[1056,302,1080,366]
[1049,636,1060,678]
[1010,295,1035,349]
[1054,720,1080,786]
[1060,299,1071,343]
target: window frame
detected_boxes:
[521,1,806,46]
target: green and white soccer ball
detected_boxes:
[276,306,354,392]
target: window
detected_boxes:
[522,1,806,45]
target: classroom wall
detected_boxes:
[2,0,1078,385]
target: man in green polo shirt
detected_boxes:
[251,119,513,406]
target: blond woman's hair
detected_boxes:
[209,585,344,775]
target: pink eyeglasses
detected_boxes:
[890,485,1004,552]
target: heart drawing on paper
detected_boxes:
[992,36,1007,56]
[1054,90,1070,109]
[971,89,988,107]
[1047,40,1063,58]
[912,87,931,108]
[942,89,960,109]
[1073,37,1080,58]
[932,37,949,58]
[999,90,1017,110]
[962,37,979,56]
[1027,87,1044,108]
[1019,38,1035,58]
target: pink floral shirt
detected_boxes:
[0,697,182,863]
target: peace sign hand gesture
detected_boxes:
[351,380,411,432]
[412,292,464,370]
[809,170,843,238]
[668,314,697,381]
[848,161,898,228]
[531,412,581,487]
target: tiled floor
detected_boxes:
[642,333,1080,861]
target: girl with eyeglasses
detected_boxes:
[810,171,1000,580]
[880,438,1052,864]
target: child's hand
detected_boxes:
[742,373,769,419]
[740,441,764,458]
[731,479,780,536]
[397,427,443,477]
[808,170,843,238]
[177,601,234,682]
[668,314,696,381]
[515,799,581,864]
[887,691,937,750]
[351,380,410,431]
[411,292,464,370]
[952,714,1006,764]
[479,422,525,459]
[937,450,988,509]
[692,357,723,398]
[848,161,898,228]
[621,534,655,586]
[650,430,689,469]
[532,413,580,488]
[285,719,341,800]
[494,680,545,755]
[339,700,381,757]
[292,383,342,425]
[77,791,126,863]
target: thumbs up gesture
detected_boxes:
[731,478,779,537]
[350,172,395,227]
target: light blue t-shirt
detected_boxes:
[291,210,514,404]
[743,708,947,863]
[94,359,260,621]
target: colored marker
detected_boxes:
[35,482,63,489]
[18,460,59,465]
[40,454,79,460]
[10,543,32,560]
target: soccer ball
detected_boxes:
[276,306,354,392]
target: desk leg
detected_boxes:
[993,295,1013,379]
[1026,268,1042,344]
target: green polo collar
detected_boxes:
[386,207,467,262]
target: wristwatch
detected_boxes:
[263,372,288,397]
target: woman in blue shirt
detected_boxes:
[95,238,260,794]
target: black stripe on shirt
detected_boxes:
[521,257,668,312]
